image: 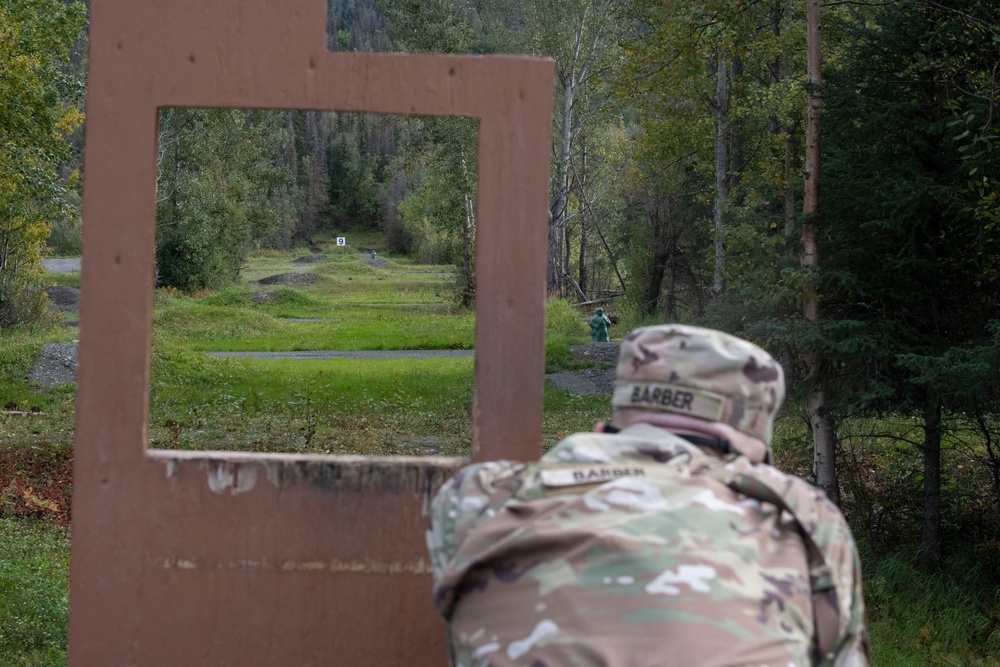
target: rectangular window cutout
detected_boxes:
[150,107,479,457]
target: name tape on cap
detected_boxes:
[613,382,725,421]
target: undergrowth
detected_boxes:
[864,548,1000,666]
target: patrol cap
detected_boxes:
[612,324,784,458]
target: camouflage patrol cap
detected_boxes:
[613,324,784,458]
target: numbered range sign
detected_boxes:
[336,237,346,247]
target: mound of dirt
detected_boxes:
[292,254,328,264]
[28,342,78,388]
[45,285,80,312]
[252,273,319,286]
[249,291,272,303]
[362,257,389,269]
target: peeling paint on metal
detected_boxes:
[152,452,465,496]
[158,556,433,574]
[204,461,258,495]
[281,558,434,574]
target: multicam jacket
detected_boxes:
[428,424,869,667]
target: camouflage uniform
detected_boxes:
[428,325,869,666]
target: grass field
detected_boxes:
[2,237,998,665]
[3,240,606,456]
[0,519,69,666]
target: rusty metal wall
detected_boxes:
[69,1,554,664]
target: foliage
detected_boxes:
[155,109,295,292]
[615,0,809,314]
[815,1,1000,421]
[0,0,86,330]
[397,134,476,267]
[544,297,591,370]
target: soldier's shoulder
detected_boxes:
[748,462,855,550]
[439,459,523,493]
[432,459,527,518]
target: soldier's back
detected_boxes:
[429,428,847,666]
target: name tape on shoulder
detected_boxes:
[541,465,649,487]
[612,382,725,421]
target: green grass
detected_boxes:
[0,519,69,667]
[151,251,470,350]
[154,301,474,351]
[149,348,476,455]
[11,246,998,665]
[138,254,594,454]
[3,248,598,458]
[44,274,79,290]
[865,550,1000,666]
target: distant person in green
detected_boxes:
[371,250,378,260]
[589,307,611,342]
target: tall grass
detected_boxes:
[865,549,1000,666]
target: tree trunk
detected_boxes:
[549,77,576,295]
[728,58,744,196]
[768,3,798,237]
[462,191,475,307]
[300,111,329,241]
[460,155,476,308]
[564,216,572,291]
[712,53,728,299]
[920,394,942,571]
[643,198,670,317]
[784,133,796,237]
[578,133,588,296]
[577,171,626,293]
[664,215,679,320]
[803,0,839,502]
[974,406,1000,510]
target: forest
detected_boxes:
[2,0,1000,663]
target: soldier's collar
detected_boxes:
[542,423,710,466]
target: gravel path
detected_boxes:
[41,258,81,273]
[544,342,619,396]
[28,343,78,388]
[205,350,474,360]
[25,342,620,395]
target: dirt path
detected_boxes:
[205,350,474,360]
[41,258,81,273]
[28,343,619,394]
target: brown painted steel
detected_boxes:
[69,0,554,664]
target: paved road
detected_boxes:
[42,258,81,273]
[205,350,474,360]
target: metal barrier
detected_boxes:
[69,1,553,663]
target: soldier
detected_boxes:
[427,324,869,666]
[589,307,612,342]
